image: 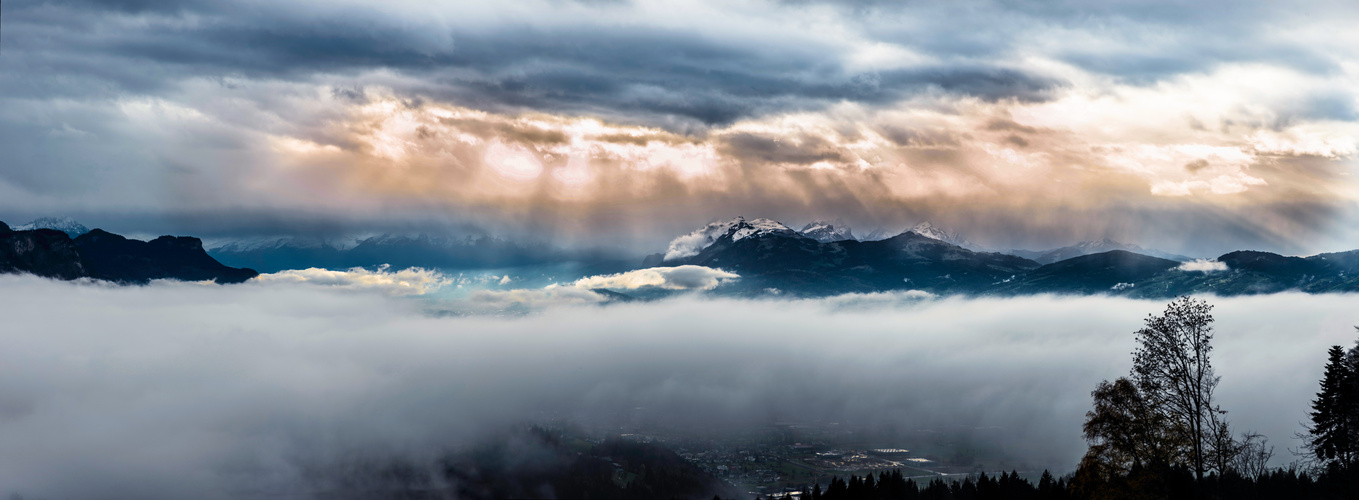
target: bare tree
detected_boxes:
[1231,431,1274,478]
[1131,296,1223,482]
[1208,411,1237,475]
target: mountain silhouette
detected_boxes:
[1,222,257,284]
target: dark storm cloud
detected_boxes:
[876,125,962,148]
[5,0,1354,124]
[1057,43,1338,85]
[2,0,1358,252]
[720,132,851,165]
[434,57,1059,127]
[3,0,1060,127]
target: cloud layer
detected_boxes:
[251,265,451,295]
[1,275,1357,498]
[572,265,739,291]
[455,265,740,313]
[1178,259,1231,273]
[2,0,1358,255]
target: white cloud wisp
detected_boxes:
[572,265,739,291]
[250,265,452,295]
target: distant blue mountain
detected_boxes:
[1004,238,1192,264]
[12,217,90,238]
[8,215,1358,298]
[207,232,636,276]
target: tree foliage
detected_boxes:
[1073,296,1294,498]
[1129,296,1224,481]
[1303,336,1359,474]
[1079,377,1183,476]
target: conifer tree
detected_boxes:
[1305,344,1358,472]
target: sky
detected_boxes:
[3,0,1359,256]
[2,274,1357,498]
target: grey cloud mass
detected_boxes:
[11,0,1347,125]
[2,0,1358,254]
[4,0,1064,127]
[4,5,1359,498]
[1,276,1357,498]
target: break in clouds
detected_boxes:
[1,274,1356,499]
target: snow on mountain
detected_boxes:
[798,220,856,243]
[359,232,459,249]
[664,216,799,261]
[208,235,365,253]
[1074,239,1132,251]
[13,217,90,237]
[208,232,517,254]
[904,222,976,249]
[858,228,891,241]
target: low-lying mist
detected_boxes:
[1,275,1355,499]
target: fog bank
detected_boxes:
[0,275,1355,498]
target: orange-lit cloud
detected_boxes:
[4,0,1359,255]
[244,69,1356,254]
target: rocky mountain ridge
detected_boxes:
[0,221,257,284]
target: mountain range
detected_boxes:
[1005,238,1192,264]
[0,220,257,284]
[794,219,1187,264]
[902,221,977,249]
[661,217,1038,296]
[207,233,637,276]
[11,216,90,238]
[798,220,857,243]
[5,216,1359,298]
[794,219,973,247]
[648,216,1359,298]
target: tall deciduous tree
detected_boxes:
[1130,296,1224,482]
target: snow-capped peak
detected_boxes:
[664,216,797,261]
[207,235,365,253]
[1073,238,1144,252]
[13,217,90,237]
[905,222,975,249]
[908,221,947,240]
[729,217,796,242]
[858,228,890,241]
[799,219,855,243]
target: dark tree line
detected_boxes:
[756,469,1072,500]
[757,467,1359,500]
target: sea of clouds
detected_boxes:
[0,274,1356,499]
